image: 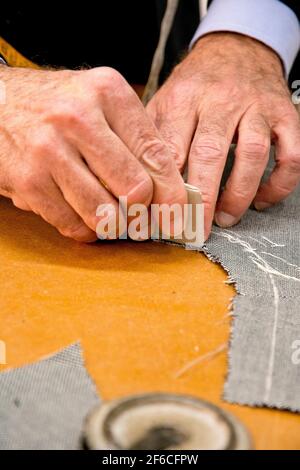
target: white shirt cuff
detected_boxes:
[190,0,300,77]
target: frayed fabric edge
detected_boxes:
[200,245,300,413]
[156,239,300,413]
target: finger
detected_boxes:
[64,128,153,236]
[17,172,97,242]
[147,89,197,173]
[254,110,300,208]
[50,145,126,239]
[215,112,270,226]
[71,124,154,208]
[187,109,239,239]
[87,68,187,208]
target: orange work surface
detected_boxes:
[0,196,299,450]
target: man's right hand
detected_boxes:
[0,66,186,241]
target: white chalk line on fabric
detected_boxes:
[247,236,268,247]
[251,257,300,283]
[252,260,280,402]
[159,226,299,404]
[261,252,300,273]
[210,229,283,403]
[261,236,285,248]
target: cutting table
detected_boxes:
[0,196,299,449]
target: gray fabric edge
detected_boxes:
[0,342,101,449]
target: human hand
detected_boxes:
[0,66,186,241]
[147,33,300,239]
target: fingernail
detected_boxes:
[215,211,238,228]
[254,202,271,211]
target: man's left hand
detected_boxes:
[147,32,300,240]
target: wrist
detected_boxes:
[192,32,284,78]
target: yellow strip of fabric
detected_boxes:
[0,36,40,69]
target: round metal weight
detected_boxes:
[84,393,252,450]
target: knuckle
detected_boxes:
[52,100,87,128]
[17,170,40,194]
[226,186,251,203]
[165,81,194,106]
[11,197,30,211]
[277,103,300,124]
[219,82,243,101]
[141,140,173,175]
[128,174,153,206]
[169,146,185,172]
[89,67,126,95]
[152,128,184,172]
[59,222,93,241]
[206,92,244,117]
[31,133,56,157]
[191,140,225,163]
[284,154,300,174]
[270,183,291,199]
[239,141,269,160]
[198,120,227,138]
[73,210,98,233]
[170,80,189,96]
[247,116,268,134]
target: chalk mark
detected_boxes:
[211,229,283,402]
[262,236,285,248]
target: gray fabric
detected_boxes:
[224,296,300,409]
[204,154,300,411]
[0,343,100,449]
